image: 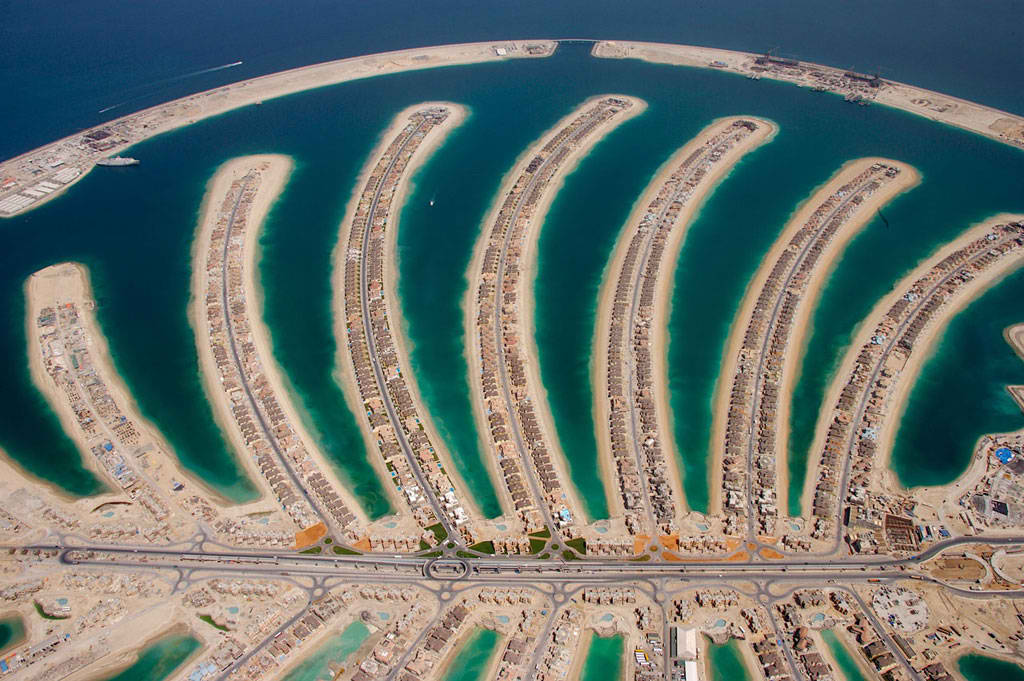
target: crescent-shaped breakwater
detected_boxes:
[4,38,1023,220]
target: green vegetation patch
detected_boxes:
[537,552,551,560]
[33,602,68,620]
[425,523,448,543]
[332,546,360,555]
[300,546,322,554]
[456,551,476,559]
[422,551,443,558]
[562,550,580,561]
[529,527,551,538]
[629,554,651,562]
[529,537,547,554]
[565,537,586,554]
[469,540,495,554]
[418,539,431,551]
[198,614,229,631]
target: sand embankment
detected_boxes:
[0,41,556,218]
[592,41,1024,151]
[800,213,1024,514]
[329,102,484,521]
[709,158,919,516]
[462,95,646,527]
[592,115,776,523]
[189,155,303,510]
[27,261,241,506]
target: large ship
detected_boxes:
[96,156,139,167]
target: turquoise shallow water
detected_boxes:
[821,630,868,681]
[441,628,500,681]
[1,45,1023,516]
[282,620,369,681]
[102,633,200,681]
[890,268,1024,488]
[707,639,751,681]
[0,616,25,654]
[580,634,624,681]
[958,654,1024,681]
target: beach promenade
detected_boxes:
[713,159,918,543]
[466,95,644,541]
[595,116,774,541]
[333,104,482,548]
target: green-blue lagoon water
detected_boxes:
[890,268,1024,487]
[2,44,1023,515]
[958,654,1024,681]
[580,634,624,681]
[102,633,200,681]
[282,620,369,681]
[0,616,25,654]
[707,638,751,681]
[821,630,868,681]
[441,628,500,681]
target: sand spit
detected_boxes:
[0,40,555,218]
[331,102,492,544]
[463,94,645,540]
[192,154,380,545]
[710,158,918,537]
[26,262,290,541]
[593,115,776,538]
[593,41,1024,151]
[801,213,1024,538]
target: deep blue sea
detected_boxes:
[2,4,1023,516]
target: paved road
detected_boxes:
[23,531,1023,681]
[355,114,458,543]
[828,232,1021,553]
[741,169,882,543]
[218,175,338,536]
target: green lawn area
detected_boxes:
[565,537,586,554]
[529,537,547,554]
[468,540,495,554]
[300,546,322,554]
[422,550,443,558]
[198,614,229,631]
[425,523,448,544]
[332,546,360,555]
[528,527,551,539]
[562,550,580,561]
[629,554,651,562]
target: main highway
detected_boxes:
[16,531,1022,681]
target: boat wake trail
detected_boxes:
[97,61,243,114]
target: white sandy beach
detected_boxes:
[0,41,556,219]
[708,158,919,516]
[462,94,646,528]
[801,213,1024,514]
[592,115,776,524]
[328,102,490,524]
